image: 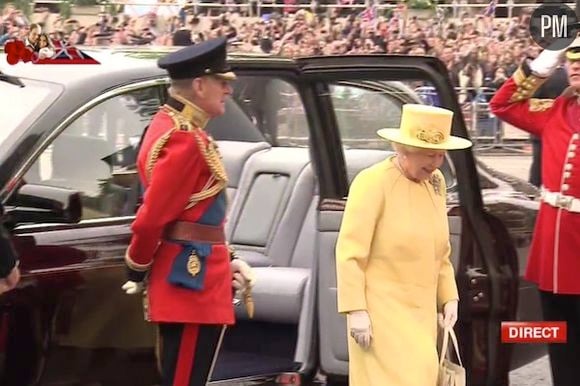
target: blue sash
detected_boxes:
[167,191,227,291]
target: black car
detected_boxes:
[0,48,541,386]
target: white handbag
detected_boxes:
[438,327,466,386]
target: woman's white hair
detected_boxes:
[392,142,419,155]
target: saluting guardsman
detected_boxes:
[121,37,255,386]
[490,36,580,386]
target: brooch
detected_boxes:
[416,128,445,145]
[429,173,443,196]
[187,251,201,277]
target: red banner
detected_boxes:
[501,321,567,343]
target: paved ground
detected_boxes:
[509,356,552,386]
[477,152,553,386]
[478,152,534,180]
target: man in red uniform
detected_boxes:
[121,37,255,386]
[490,37,580,386]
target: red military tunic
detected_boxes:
[125,94,235,324]
[490,62,580,294]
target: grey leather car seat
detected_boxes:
[217,141,318,373]
[224,146,315,268]
[217,140,271,207]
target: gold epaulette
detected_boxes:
[509,63,548,103]
[145,108,229,210]
[529,98,555,112]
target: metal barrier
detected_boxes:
[416,85,531,153]
[275,84,532,153]
[466,87,530,153]
[236,82,532,154]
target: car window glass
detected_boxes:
[206,98,267,143]
[328,81,457,190]
[230,76,309,147]
[0,80,61,148]
[23,86,162,220]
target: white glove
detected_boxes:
[530,47,566,77]
[121,280,144,295]
[348,310,373,350]
[438,299,459,329]
[230,258,255,295]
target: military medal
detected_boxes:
[187,252,201,276]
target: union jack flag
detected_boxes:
[359,5,377,22]
[483,0,497,17]
[35,39,99,64]
[51,39,88,60]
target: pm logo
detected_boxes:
[529,3,580,50]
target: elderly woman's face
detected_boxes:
[400,147,446,182]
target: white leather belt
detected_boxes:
[541,188,580,212]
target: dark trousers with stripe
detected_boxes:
[158,323,225,386]
[540,291,580,386]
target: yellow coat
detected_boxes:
[336,156,458,386]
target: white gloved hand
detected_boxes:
[438,299,459,329]
[121,280,144,295]
[530,47,567,77]
[348,310,373,350]
[230,258,255,295]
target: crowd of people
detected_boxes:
[0,1,538,95]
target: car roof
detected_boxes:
[0,46,295,88]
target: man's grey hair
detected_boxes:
[170,78,196,91]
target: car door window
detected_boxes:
[23,86,162,220]
[230,75,309,147]
[328,81,457,190]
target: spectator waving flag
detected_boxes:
[483,0,497,17]
[359,4,377,23]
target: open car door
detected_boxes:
[296,55,519,386]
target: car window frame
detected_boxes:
[9,78,168,231]
[326,79,459,192]
[297,57,478,202]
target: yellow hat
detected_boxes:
[566,35,580,61]
[377,104,472,150]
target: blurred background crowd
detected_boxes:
[0,0,544,97]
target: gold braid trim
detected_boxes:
[529,98,555,112]
[146,108,229,211]
[508,65,547,103]
[192,129,228,182]
[185,130,228,209]
[145,128,176,183]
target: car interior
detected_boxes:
[205,88,462,381]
